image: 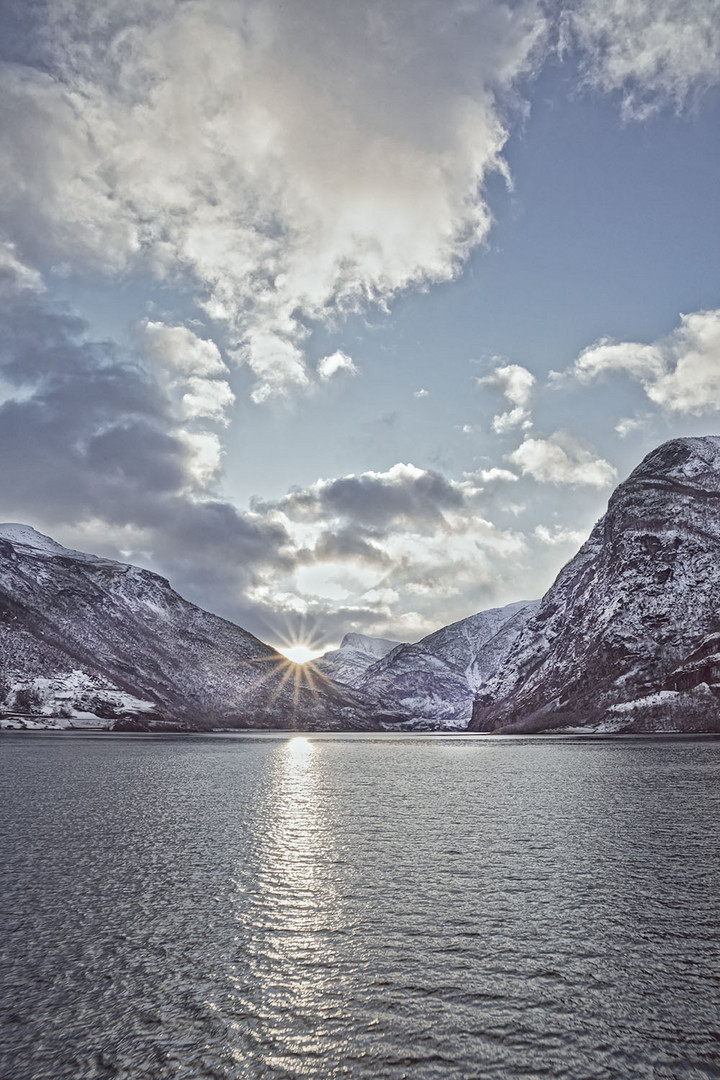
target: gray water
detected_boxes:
[1,733,719,1080]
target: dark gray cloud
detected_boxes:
[312,528,392,567]
[276,464,465,533]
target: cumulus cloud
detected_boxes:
[0,0,546,401]
[565,0,720,118]
[142,322,226,378]
[477,362,535,433]
[181,378,234,425]
[509,433,617,488]
[141,320,235,424]
[317,350,358,381]
[571,309,720,415]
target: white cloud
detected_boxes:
[182,377,235,424]
[317,350,358,381]
[0,0,547,402]
[566,0,720,118]
[477,362,535,433]
[571,309,720,415]
[472,467,519,484]
[414,388,430,398]
[534,524,589,547]
[615,414,652,438]
[143,322,226,377]
[177,431,224,488]
[0,239,45,295]
[142,321,235,424]
[509,433,617,488]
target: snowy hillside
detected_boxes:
[469,437,720,733]
[0,524,381,731]
[357,600,539,727]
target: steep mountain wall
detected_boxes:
[469,438,720,733]
[357,600,539,727]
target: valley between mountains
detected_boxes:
[3,436,720,734]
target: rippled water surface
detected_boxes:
[1,732,720,1080]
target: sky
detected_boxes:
[1,0,720,653]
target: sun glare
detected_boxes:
[277,644,326,665]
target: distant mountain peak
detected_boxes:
[337,632,401,655]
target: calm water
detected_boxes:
[1,732,719,1080]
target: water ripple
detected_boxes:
[1,733,719,1079]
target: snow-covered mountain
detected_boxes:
[469,437,720,733]
[314,632,402,686]
[0,524,382,731]
[355,601,539,728]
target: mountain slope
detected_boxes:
[469,437,720,733]
[314,632,402,686]
[357,600,539,727]
[0,524,381,731]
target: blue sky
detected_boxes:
[1,0,719,651]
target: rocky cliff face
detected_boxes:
[356,600,539,728]
[469,437,720,733]
[314,632,402,687]
[0,524,380,731]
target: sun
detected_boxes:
[276,644,326,665]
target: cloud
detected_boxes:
[0,260,595,644]
[0,251,290,635]
[0,239,45,295]
[181,378,235,424]
[414,388,429,398]
[312,528,392,567]
[317,350,358,381]
[469,467,519,484]
[141,320,235,424]
[245,460,535,640]
[276,462,465,532]
[142,322,226,378]
[477,362,535,433]
[565,0,720,118]
[571,308,720,415]
[0,0,547,401]
[534,523,589,547]
[509,433,617,488]
[615,414,652,438]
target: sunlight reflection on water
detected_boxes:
[2,733,720,1080]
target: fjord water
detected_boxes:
[1,734,719,1080]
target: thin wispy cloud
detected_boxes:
[566,0,720,119]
